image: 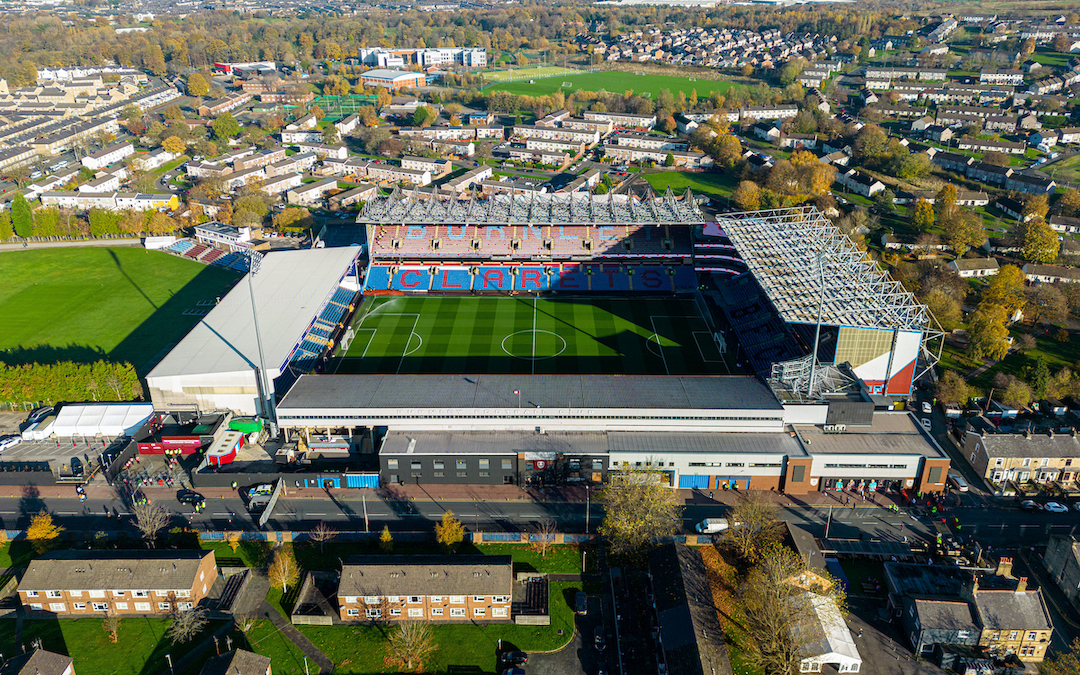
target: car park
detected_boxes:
[1021,500,1042,511]
[575,590,588,614]
[500,652,528,666]
[1045,502,1069,513]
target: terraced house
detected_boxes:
[338,555,513,623]
[962,420,1080,486]
[18,550,217,616]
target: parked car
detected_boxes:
[593,626,606,651]
[177,490,205,508]
[0,435,20,452]
[500,652,528,666]
[922,401,932,414]
[575,591,588,614]
[27,406,55,423]
[1045,502,1069,514]
[947,472,969,492]
[921,418,932,431]
[695,518,730,534]
[1020,500,1042,512]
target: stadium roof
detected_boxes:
[356,187,705,226]
[147,248,358,379]
[278,374,782,411]
[717,206,934,332]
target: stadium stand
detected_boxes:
[213,252,240,268]
[201,249,224,264]
[185,244,208,259]
[714,274,806,376]
[167,240,195,255]
[228,256,250,273]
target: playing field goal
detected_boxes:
[562,81,573,87]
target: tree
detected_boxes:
[597,471,682,556]
[11,193,32,238]
[385,622,438,672]
[227,532,241,553]
[531,519,558,558]
[663,152,675,167]
[714,134,742,169]
[743,543,847,675]
[435,510,465,551]
[102,610,121,643]
[983,151,1010,167]
[1033,357,1051,399]
[968,306,1011,361]
[936,370,970,406]
[940,209,985,257]
[379,524,394,552]
[27,510,64,554]
[0,210,11,240]
[412,105,435,127]
[187,73,210,97]
[726,492,783,563]
[166,607,208,644]
[924,287,962,330]
[982,265,1027,318]
[322,125,341,145]
[1059,189,1080,218]
[733,180,761,211]
[268,545,300,594]
[310,523,337,553]
[212,113,240,140]
[854,124,889,160]
[132,501,170,548]
[935,184,958,217]
[1021,218,1060,264]
[1023,194,1050,222]
[911,198,935,233]
[1027,284,1068,327]
[1042,638,1080,675]
[162,136,186,155]
[273,207,313,232]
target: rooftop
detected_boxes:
[0,650,73,675]
[974,589,1053,631]
[19,549,214,591]
[795,413,946,457]
[199,650,270,675]
[339,555,512,597]
[911,598,978,631]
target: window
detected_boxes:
[29,603,43,611]
[457,460,467,469]
[92,603,109,612]
[155,591,168,597]
[502,459,512,470]
[995,458,1004,467]
[388,597,401,603]
[73,603,86,610]
[178,602,193,611]
[49,603,66,612]
[159,602,171,610]
[431,608,444,616]
[112,590,125,597]
[135,603,151,612]
[408,596,423,604]
[346,608,359,617]
[1041,458,1049,467]
[479,459,489,469]
[1010,631,1019,640]
[387,459,398,470]
[26,591,39,598]
[492,608,508,617]
[389,474,399,484]
[726,462,744,467]
[431,596,442,603]
[451,608,466,617]
[133,590,148,598]
[1067,459,1074,467]
[390,608,402,616]
[473,596,485,602]
[114,602,129,611]
[69,590,81,597]
[175,590,190,598]
[435,472,445,477]
[434,461,444,470]
[492,596,509,603]
[409,608,423,617]
[1028,632,1038,641]
[593,460,603,471]
[1022,458,1031,467]
[411,461,422,470]
[480,471,489,477]
[46,590,62,599]
[365,596,382,604]
[474,608,486,616]
[449,596,465,604]
[366,608,382,618]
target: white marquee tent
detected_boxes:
[50,403,154,438]
[791,592,862,673]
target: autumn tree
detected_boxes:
[714,134,742,169]
[132,501,170,548]
[27,510,64,554]
[162,136,186,155]
[597,471,682,556]
[435,511,465,551]
[968,306,1011,361]
[187,73,210,97]
[733,180,761,211]
[935,184,958,219]
[936,370,970,406]
[727,492,783,563]
[1023,194,1050,222]
[940,208,985,257]
[310,522,337,553]
[923,287,962,331]
[911,198,935,232]
[981,265,1027,318]
[212,113,240,140]
[1042,638,1080,675]
[322,125,340,145]
[385,622,438,672]
[1026,284,1068,327]
[379,524,394,552]
[1021,218,1060,264]
[102,610,121,643]
[1058,189,1080,218]
[268,545,300,594]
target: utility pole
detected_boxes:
[245,250,278,437]
[363,493,369,532]
[585,485,591,535]
[808,251,827,399]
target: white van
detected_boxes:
[695,518,729,534]
[948,472,969,492]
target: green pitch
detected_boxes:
[333,296,729,375]
[487,70,743,98]
[0,247,240,372]
[482,66,581,83]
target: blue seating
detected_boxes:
[551,267,588,291]
[590,266,631,292]
[213,252,237,267]
[299,338,324,356]
[229,257,250,273]
[168,240,194,255]
[673,267,698,292]
[631,266,670,292]
[330,287,356,306]
[431,266,473,291]
[474,267,513,292]
[512,267,548,292]
[309,324,333,340]
[319,303,346,326]
[391,268,431,292]
[364,265,391,292]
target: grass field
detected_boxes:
[333,296,728,376]
[0,248,240,372]
[644,170,740,199]
[488,70,743,98]
[1050,154,1080,184]
[482,65,582,82]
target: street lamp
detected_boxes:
[245,250,278,437]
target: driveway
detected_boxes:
[527,595,606,675]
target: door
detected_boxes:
[678,474,708,489]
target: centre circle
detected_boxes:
[501,330,568,360]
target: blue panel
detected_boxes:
[552,267,588,291]
[632,266,670,292]
[591,267,631,292]
[513,267,548,291]
[345,473,379,488]
[431,267,474,291]
[678,474,709,489]
[392,268,431,291]
[673,267,698,292]
[475,266,513,291]
[364,265,391,292]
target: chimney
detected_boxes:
[1016,576,1028,593]
[996,557,1013,578]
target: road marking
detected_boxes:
[212,512,231,516]
[308,513,326,516]
[58,511,77,515]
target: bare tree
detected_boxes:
[166,607,208,644]
[384,621,438,672]
[235,613,258,635]
[531,519,558,558]
[310,522,337,553]
[726,492,783,563]
[132,501,170,548]
[102,609,121,643]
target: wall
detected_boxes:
[783,456,814,495]
[1044,537,1080,611]
[917,457,950,493]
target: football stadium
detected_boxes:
[266,190,951,495]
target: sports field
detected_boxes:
[482,66,582,83]
[333,296,730,375]
[487,70,743,98]
[0,247,240,372]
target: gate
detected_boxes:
[344,473,379,488]
[678,474,709,489]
